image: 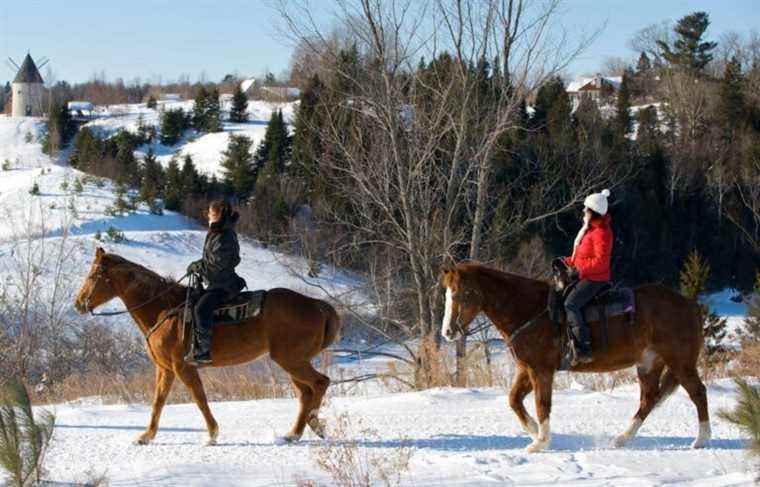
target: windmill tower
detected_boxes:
[8,54,47,117]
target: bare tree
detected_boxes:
[274,0,615,387]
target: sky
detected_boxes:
[1,0,759,85]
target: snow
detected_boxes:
[19,380,756,486]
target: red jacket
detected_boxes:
[564,215,613,282]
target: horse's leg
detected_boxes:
[611,361,664,448]
[509,366,538,439]
[273,360,330,442]
[175,365,219,445]
[675,366,711,448]
[136,366,175,445]
[525,370,554,453]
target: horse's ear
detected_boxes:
[96,247,105,258]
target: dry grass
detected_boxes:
[306,412,413,487]
[33,360,294,406]
[732,344,760,378]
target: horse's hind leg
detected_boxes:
[526,369,554,453]
[509,366,538,439]
[136,367,175,445]
[274,360,330,442]
[611,359,664,448]
[175,365,219,445]
[675,366,711,448]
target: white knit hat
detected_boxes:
[583,189,611,215]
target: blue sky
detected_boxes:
[1,1,758,85]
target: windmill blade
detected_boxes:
[7,57,19,70]
[38,59,50,69]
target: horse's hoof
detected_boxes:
[135,434,153,445]
[524,439,548,453]
[206,437,218,446]
[610,435,629,448]
[308,413,326,439]
[276,433,301,444]
[692,422,711,449]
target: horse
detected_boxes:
[74,247,341,446]
[440,261,710,453]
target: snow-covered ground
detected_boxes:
[34,380,756,486]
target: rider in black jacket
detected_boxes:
[186,200,245,365]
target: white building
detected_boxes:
[11,54,45,117]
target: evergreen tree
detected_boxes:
[163,156,183,212]
[114,130,140,186]
[180,154,201,196]
[718,56,746,135]
[43,103,76,154]
[291,74,325,181]
[718,378,760,457]
[679,251,728,358]
[160,108,188,145]
[221,134,256,199]
[206,88,223,132]
[146,95,158,109]
[636,52,652,74]
[743,272,760,342]
[230,85,249,123]
[256,110,292,181]
[614,69,634,142]
[656,11,717,73]
[192,86,209,130]
[139,149,165,213]
[532,76,570,136]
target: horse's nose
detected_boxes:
[74,299,86,314]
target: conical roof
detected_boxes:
[13,54,44,84]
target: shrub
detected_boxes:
[105,226,126,243]
[2,159,10,171]
[28,183,39,195]
[0,379,56,487]
[59,180,69,192]
[719,378,760,457]
[74,178,84,193]
[24,132,33,144]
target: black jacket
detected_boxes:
[194,212,245,296]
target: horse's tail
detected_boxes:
[318,301,342,350]
[653,367,680,409]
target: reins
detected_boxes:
[456,306,548,347]
[88,268,190,317]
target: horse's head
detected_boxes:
[551,257,573,292]
[440,264,484,342]
[74,247,119,314]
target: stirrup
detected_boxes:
[186,352,212,366]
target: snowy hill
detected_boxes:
[0,114,357,333]
[83,99,297,178]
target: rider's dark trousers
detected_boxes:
[193,289,227,352]
[564,279,608,348]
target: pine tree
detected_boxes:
[636,52,652,74]
[679,250,728,357]
[291,74,325,181]
[614,69,634,141]
[230,85,248,123]
[192,86,209,131]
[221,134,256,199]
[255,110,292,183]
[163,156,183,212]
[718,56,746,135]
[206,88,222,132]
[656,11,717,73]
[139,149,165,213]
[743,272,760,341]
[718,378,760,457]
[146,95,158,109]
[160,108,188,145]
[180,154,201,196]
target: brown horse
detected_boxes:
[440,262,710,453]
[74,248,341,445]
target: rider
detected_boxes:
[563,189,613,364]
[186,200,245,365]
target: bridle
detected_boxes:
[83,262,189,317]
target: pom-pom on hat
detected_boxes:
[584,189,611,216]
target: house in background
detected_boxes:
[566,74,621,109]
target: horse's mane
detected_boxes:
[104,253,186,294]
[455,261,549,290]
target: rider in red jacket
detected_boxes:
[562,189,613,364]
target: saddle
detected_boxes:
[548,282,636,370]
[183,290,267,327]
